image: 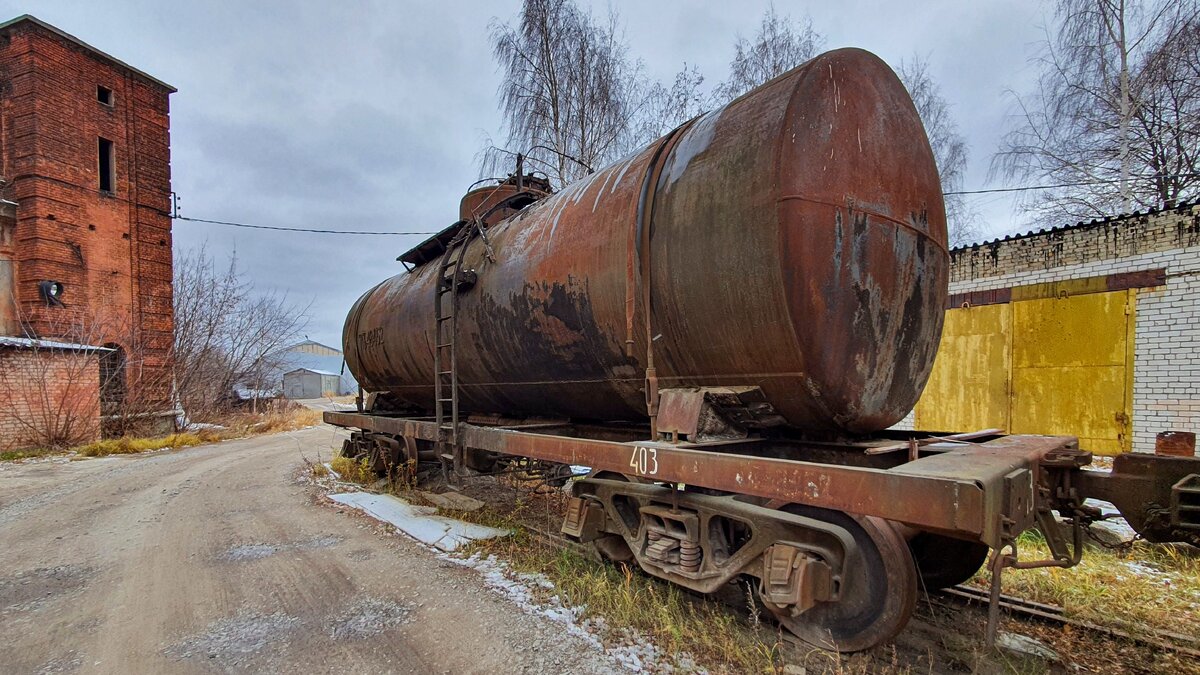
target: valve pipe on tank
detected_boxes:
[631,117,699,438]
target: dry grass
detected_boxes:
[2,404,326,463]
[77,431,219,457]
[969,529,1200,640]
[489,541,784,673]
[318,466,1195,673]
[0,447,62,461]
[437,489,782,674]
[221,407,322,435]
[330,455,375,485]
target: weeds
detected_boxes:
[2,404,326,463]
[77,431,219,457]
[970,528,1200,639]
[459,505,782,674]
[330,455,375,485]
[222,407,322,435]
[0,447,61,462]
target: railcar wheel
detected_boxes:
[907,532,989,590]
[763,507,917,652]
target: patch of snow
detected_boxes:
[445,552,690,673]
[1082,498,1139,540]
[661,107,724,186]
[996,631,1059,661]
[327,492,508,552]
[1121,561,1168,578]
[321,487,693,672]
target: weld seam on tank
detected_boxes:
[777,194,950,258]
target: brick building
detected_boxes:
[0,15,175,445]
[898,202,1200,456]
[0,336,105,451]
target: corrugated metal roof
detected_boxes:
[0,15,177,93]
[0,335,113,352]
[284,367,341,377]
[288,339,342,354]
[952,200,1199,253]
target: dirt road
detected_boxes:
[0,426,621,674]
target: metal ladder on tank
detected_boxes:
[433,220,486,479]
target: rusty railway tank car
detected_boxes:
[327,47,1200,653]
[344,47,947,435]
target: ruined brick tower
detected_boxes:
[0,15,175,427]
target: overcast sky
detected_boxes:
[5,0,1054,348]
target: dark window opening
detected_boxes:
[100,344,127,413]
[98,138,115,193]
[97,85,113,106]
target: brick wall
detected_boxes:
[897,203,1200,453]
[0,345,101,450]
[0,203,14,334]
[0,17,174,410]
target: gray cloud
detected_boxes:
[6,0,1050,346]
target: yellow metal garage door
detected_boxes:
[1009,290,1134,455]
[913,303,1011,433]
[913,288,1134,455]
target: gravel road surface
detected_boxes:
[0,426,622,674]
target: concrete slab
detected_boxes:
[328,492,508,552]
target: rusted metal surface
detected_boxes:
[1156,430,1197,456]
[458,175,552,225]
[322,410,1079,547]
[1074,452,1200,546]
[343,48,947,434]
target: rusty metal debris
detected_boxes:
[1156,430,1197,457]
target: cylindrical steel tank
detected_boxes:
[344,48,948,434]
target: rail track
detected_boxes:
[936,583,1200,659]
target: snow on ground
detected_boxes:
[444,552,695,673]
[323,488,697,673]
[1082,498,1140,540]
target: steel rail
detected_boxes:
[939,584,1200,659]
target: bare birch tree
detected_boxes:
[484,0,643,188]
[1132,18,1200,208]
[897,55,981,247]
[713,5,824,103]
[636,63,707,141]
[173,246,309,420]
[994,0,1200,223]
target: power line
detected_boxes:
[171,171,1200,235]
[172,215,438,236]
[946,173,1200,196]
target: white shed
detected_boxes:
[282,368,342,399]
